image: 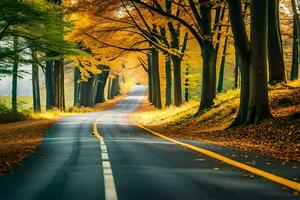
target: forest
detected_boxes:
[0,0,300,199]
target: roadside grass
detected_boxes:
[135,89,240,128]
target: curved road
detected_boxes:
[0,85,298,200]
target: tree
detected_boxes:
[12,36,18,112]
[227,0,272,125]
[291,0,299,80]
[268,0,286,84]
[31,47,41,112]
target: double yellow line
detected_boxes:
[137,124,300,192]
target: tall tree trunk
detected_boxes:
[268,0,286,84]
[172,56,182,107]
[227,0,251,126]
[45,52,55,109]
[291,0,299,80]
[291,20,299,80]
[80,74,98,106]
[107,77,112,99]
[246,0,272,124]
[147,52,153,103]
[196,4,215,114]
[95,66,110,104]
[234,47,239,89]
[151,47,162,108]
[31,48,41,112]
[74,67,80,106]
[12,36,18,112]
[165,55,172,107]
[217,24,230,93]
[291,0,300,58]
[197,41,215,114]
[185,65,189,102]
[53,60,65,110]
[213,5,226,96]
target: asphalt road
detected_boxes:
[0,85,299,200]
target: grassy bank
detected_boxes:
[134,81,300,162]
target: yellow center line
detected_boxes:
[93,116,118,200]
[137,124,300,192]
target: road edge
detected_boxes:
[136,124,300,193]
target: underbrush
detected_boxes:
[0,101,31,123]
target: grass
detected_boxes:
[134,80,300,162]
[0,96,33,111]
[135,88,240,127]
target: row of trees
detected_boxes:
[74,65,120,107]
[69,0,299,125]
[0,0,120,112]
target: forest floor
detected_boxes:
[134,82,300,163]
[0,95,125,174]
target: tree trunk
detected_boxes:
[227,0,250,126]
[95,66,110,104]
[291,0,300,63]
[165,55,172,107]
[168,22,183,107]
[151,47,162,108]
[107,77,112,99]
[31,48,41,112]
[12,36,18,112]
[197,4,215,114]
[213,6,226,96]
[268,0,286,84]
[53,60,65,110]
[234,47,239,89]
[74,67,80,106]
[291,20,299,80]
[45,53,55,110]
[147,52,153,103]
[197,41,215,114]
[185,65,189,102]
[217,25,230,93]
[246,0,272,124]
[172,55,182,107]
[80,74,98,106]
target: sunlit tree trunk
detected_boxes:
[12,36,18,112]
[268,0,286,84]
